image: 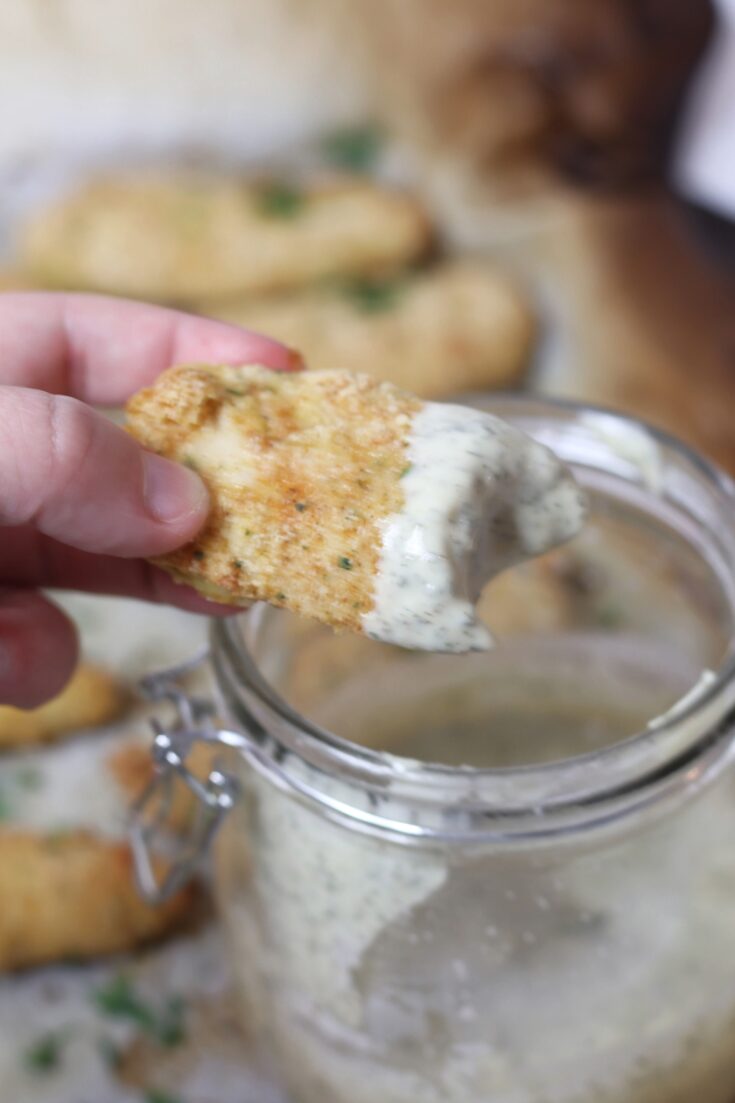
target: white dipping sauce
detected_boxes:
[363,403,587,651]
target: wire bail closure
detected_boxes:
[129,647,246,904]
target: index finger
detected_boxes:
[0,291,302,405]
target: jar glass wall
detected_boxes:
[212,398,735,1103]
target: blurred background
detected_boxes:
[0,2,734,1102]
[1,0,734,468]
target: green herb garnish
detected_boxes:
[24,1032,67,1073]
[182,455,198,472]
[94,977,187,1047]
[338,556,353,571]
[232,559,243,569]
[192,550,205,561]
[275,592,286,601]
[294,501,307,512]
[94,975,156,1030]
[321,125,383,172]
[342,277,402,314]
[399,464,412,478]
[225,387,244,397]
[255,181,305,219]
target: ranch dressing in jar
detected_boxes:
[134,398,735,1103]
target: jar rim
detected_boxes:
[211,395,735,840]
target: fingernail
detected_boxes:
[143,452,208,524]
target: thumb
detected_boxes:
[0,387,208,557]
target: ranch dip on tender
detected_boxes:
[363,402,588,651]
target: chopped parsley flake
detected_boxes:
[255,181,305,219]
[399,464,412,478]
[294,501,307,512]
[94,975,155,1030]
[338,556,353,570]
[94,977,187,1047]
[24,1031,67,1073]
[182,455,198,471]
[225,387,244,397]
[321,124,383,172]
[232,559,243,570]
[342,277,402,314]
[192,550,205,561]
[275,592,286,601]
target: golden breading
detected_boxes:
[126,364,419,633]
[209,260,535,398]
[0,663,129,750]
[19,174,432,302]
[0,831,196,970]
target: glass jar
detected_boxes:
[135,397,735,1103]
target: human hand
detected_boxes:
[0,292,299,708]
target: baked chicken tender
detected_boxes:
[19,175,432,302]
[0,831,195,970]
[126,365,585,652]
[210,260,534,399]
[0,664,128,750]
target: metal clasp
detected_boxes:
[129,647,246,904]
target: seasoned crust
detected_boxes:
[19,174,432,302]
[0,831,196,970]
[0,664,129,750]
[126,365,420,633]
[207,260,535,399]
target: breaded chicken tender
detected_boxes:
[210,260,534,398]
[128,364,417,634]
[19,175,432,302]
[127,364,585,652]
[0,664,129,750]
[0,831,196,970]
